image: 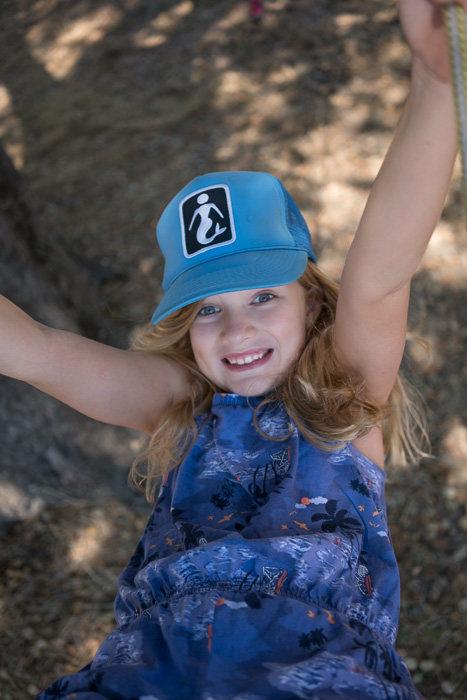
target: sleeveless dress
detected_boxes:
[36,394,423,700]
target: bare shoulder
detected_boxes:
[133,351,190,403]
[351,426,385,471]
[119,350,191,433]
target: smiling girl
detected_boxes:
[0,0,464,698]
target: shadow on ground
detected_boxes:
[0,1,465,698]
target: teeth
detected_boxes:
[227,352,266,365]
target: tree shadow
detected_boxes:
[407,267,467,458]
[0,0,403,333]
[390,265,467,695]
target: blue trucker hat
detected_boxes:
[151,171,316,325]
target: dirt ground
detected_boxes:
[0,0,466,698]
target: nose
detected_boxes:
[220,307,255,343]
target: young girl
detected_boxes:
[1,0,463,697]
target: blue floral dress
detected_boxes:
[36,394,423,700]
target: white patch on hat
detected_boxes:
[180,184,236,258]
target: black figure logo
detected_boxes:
[180,184,236,258]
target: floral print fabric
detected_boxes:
[36,394,422,699]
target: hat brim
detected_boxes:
[151,248,309,325]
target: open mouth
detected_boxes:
[222,349,273,367]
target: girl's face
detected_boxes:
[189,281,314,397]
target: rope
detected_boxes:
[444,3,467,227]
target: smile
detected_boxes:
[222,349,272,368]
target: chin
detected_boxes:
[223,378,279,398]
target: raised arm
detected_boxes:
[0,294,189,434]
[335,0,460,406]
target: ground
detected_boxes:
[0,0,466,698]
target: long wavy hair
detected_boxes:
[130,261,428,501]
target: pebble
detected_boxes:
[405,657,418,671]
[419,659,436,673]
[441,681,456,695]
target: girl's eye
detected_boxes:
[253,292,275,304]
[198,305,220,316]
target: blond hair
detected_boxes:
[130,261,428,501]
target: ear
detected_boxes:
[305,287,323,325]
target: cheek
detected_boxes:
[288,330,306,360]
[282,314,307,352]
[189,327,212,372]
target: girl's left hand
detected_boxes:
[398,0,467,83]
